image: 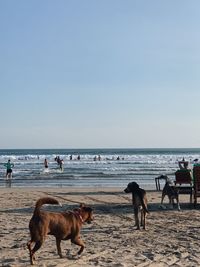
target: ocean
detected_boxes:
[0,148,199,189]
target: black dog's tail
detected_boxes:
[34,197,60,216]
[141,200,149,213]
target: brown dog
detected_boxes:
[124,182,149,230]
[27,197,93,265]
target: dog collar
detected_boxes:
[73,211,84,223]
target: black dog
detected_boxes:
[124,182,149,230]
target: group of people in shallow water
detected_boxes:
[2,154,125,179]
[2,156,65,180]
[69,155,81,160]
[54,156,64,171]
[44,156,64,172]
[69,154,123,161]
[3,156,199,181]
[93,155,101,161]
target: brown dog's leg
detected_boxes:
[30,240,43,265]
[56,238,63,258]
[27,240,32,253]
[134,207,140,230]
[27,240,35,265]
[72,236,85,255]
[27,241,33,265]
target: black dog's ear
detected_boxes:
[130,182,140,190]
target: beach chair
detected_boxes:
[193,165,200,207]
[155,175,167,191]
[174,169,193,203]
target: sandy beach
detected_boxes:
[1,186,200,267]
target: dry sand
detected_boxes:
[0,186,200,267]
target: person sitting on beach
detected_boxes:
[4,159,14,179]
[178,158,189,170]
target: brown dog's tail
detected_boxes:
[34,197,60,216]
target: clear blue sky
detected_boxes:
[0,0,200,149]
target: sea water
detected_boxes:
[0,148,199,189]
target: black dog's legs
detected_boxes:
[134,207,140,230]
[161,194,165,205]
[141,209,146,229]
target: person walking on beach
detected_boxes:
[4,159,14,179]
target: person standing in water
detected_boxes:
[44,158,48,168]
[59,159,64,172]
[4,159,14,179]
